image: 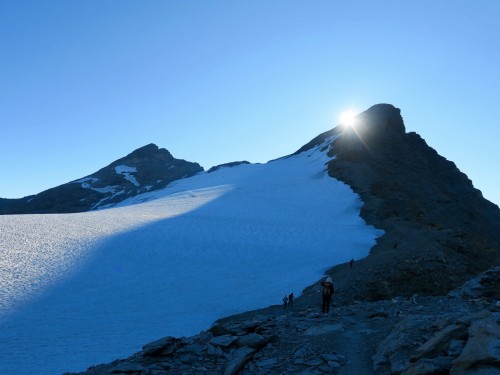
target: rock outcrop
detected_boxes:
[207,161,251,173]
[373,267,500,375]
[0,144,203,214]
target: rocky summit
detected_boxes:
[0,144,203,214]
[62,104,500,375]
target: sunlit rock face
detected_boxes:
[0,144,203,214]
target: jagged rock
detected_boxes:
[239,320,263,330]
[237,333,266,348]
[304,358,323,366]
[141,336,178,357]
[255,324,275,336]
[402,357,454,375]
[294,346,309,358]
[206,343,223,357]
[223,347,256,375]
[209,323,235,337]
[178,353,197,364]
[327,361,342,368]
[451,313,500,374]
[177,343,204,356]
[255,357,279,369]
[320,353,345,363]
[493,301,500,312]
[447,339,467,357]
[459,267,500,301]
[410,323,468,362]
[373,317,431,374]
[209,335,238,348]
[207,161,250,173]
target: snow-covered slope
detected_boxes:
[0,138,382,375]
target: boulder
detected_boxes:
[451,314,500,374]
[209,323,235,337]
[209,335,238,349]
[411,323,468,362]
[402,357,454,375]
[223,347,256,375]
[320,353,345,363]
[237,333,267,349]
[141,336,178,357]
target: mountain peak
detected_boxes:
[0,144,203,214]
[292,103,405,157]
[363,103,400,115]
[123,143,173,161]
[353,103,405,134]
[132,143,160,153]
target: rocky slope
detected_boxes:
[299,104,500,302]
[0,144,203,214]
[65,104,500,374]
[65,267,500,375]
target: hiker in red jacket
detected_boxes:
[321,276,335,314]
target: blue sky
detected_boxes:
[1,1,499,205]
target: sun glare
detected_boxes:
[339,109,358,127]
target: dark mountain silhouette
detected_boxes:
[298,103,500,301]
[0,144,203,214]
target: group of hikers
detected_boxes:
[282,292,294,309]
[280,258,357,313]
[282,275,336,314]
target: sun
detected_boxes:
[339,109,358,127]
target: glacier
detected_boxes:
[0,139,382,375]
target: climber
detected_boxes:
[321,276,335,314]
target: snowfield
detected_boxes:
[0,140,383,375]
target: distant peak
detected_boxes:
[130,143,160,154]
[125,144,173,160]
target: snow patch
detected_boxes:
[75,176,99,189]
[93,186,120,194]
[115,165,140,186]
[74,177,118,194]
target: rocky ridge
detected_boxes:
[314,104,500,302]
